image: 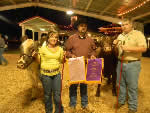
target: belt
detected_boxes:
[41,68,59,73]
[119,59,140,64]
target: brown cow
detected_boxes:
[96,35,118,96]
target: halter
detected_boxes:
[20,47,37,59]
[18,52,35,69]
[20,53,33,59]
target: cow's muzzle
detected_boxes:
[17,62,26,69]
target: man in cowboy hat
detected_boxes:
[65,17,96,111]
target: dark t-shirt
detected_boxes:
[65,33,96,58]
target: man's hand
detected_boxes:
[113,39,119,45]
[121,45,147,52]
[90,55,96,59]
[72,54,76,58]
[121,45,129,51]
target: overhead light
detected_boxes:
[66,10,74,15]
[40,28,45,31]
[87,33,91,37]
[118,22,122,25]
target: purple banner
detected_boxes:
[86,58,102,81]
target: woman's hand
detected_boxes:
[32,51,38,57]
[63,51,66,56]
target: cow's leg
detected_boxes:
[95,84,101,97]
[104,64,112,85]
[27,66,39,100]
[107,75,112,85]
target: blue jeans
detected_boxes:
[40,73,64,113]
[0,48,8,64]
[116,60,141,111]
[69,83,88,107]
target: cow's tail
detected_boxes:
[115,56,124,113]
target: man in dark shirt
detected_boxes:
[65,19,96,110]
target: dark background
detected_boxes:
[0,7,150,40]
[0,7,112,40]
[0,7,150,56]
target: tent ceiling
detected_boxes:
[0,0,150,24]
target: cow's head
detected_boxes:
[102,37,113,54]
[17,39,38,69]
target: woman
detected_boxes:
[38,31,64,113]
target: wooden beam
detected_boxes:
[132,12,150,21]
[100,0,120,15]
[9,0,16,4]
[84,0,93,11]
[36,0,40,2]
[0,2,121,24]
[0,3,37,11]
[38,3,122,24]
[28,0,39,2]
[144,20,150,24]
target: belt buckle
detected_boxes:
[43,68,58,73]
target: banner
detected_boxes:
[86,58,103,84]
[67,57,103,84]
[68,56,86,84]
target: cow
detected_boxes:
[95,35,118,96]
[17,39,41,100]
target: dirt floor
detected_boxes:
[0,51,150,113]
